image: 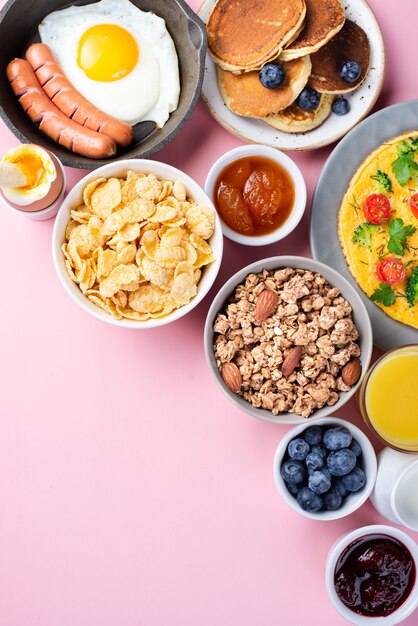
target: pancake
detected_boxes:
[217,56,311,118]
[310,20,370,93]
[262,93,333,132]
[338,131,418,329]
[280,0,345,61]
[207,0,307,73]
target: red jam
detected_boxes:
[334,534,416,617]
[214,156,295,236]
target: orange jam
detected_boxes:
[214,156,295,236]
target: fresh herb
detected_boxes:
[391,138,418,186]
[348,195,361,214]
[371,169,393,193]
[352,222,379,249]
[406,266,418,307]
[371,283,396,306]
[387,218,417,256]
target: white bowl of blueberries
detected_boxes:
[273,417,377,520]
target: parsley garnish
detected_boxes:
[370,283,396,306]
[371,169,393,193]
[387,218,417,256]
[391,138,418,186]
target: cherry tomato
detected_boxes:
[375,258,406,285]
[243,168,282,226]
[363,194,391,224]
[410,193,418,219]
[217,182,253,234]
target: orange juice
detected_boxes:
[363,346,418,452]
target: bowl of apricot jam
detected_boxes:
[326,524,418,625]
[205,145,306,246]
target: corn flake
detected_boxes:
[63,170,216,321]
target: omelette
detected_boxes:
[338,131,418,329]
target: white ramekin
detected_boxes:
[204,144,306,245]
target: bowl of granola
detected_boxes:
[204,256,373,424]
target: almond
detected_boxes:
[281,346,302,377]
[221,362,242,393]
[341,358,362,386]
[255,289,279,321]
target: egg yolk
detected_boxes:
[11,152,46,189]
[77,24,139,81]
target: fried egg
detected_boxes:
[39,0,180,127]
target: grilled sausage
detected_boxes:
[26,43,134,148]
[7,58,117,159]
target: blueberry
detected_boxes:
[309,470,332,494]
[297,487,323,512]
[324,486,343,511]
[327,449,357,477]
[340,467,366,492]
[304,425,323,445]
[323,427,352,451]
[339,60,361,83]
[286,482,300,497]
[349,439,362,458]
[306,452,324,472]
[332,96,350,116]
[311,444,327,459]
[288,437,310,461]
[280,459,306,484]
[259,62,286,89]
[334,477,349,498]
[297,87,320,112]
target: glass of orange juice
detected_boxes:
[358,345,418,453]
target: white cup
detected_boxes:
[370,447,418,532]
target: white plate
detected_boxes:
[198,0,385,151]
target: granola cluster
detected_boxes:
[213,268,362,418]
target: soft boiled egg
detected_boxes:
[39,0,180,127]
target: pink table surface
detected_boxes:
[0,1,417,624]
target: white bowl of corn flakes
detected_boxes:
[52,159,223,327]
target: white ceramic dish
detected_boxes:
[371,447,418,532]
[198,0,385,151]
[326,524,418,625]
[204,144,306,245]
[52,159,223,328]
[273,417,377,520]
[204,256,373,424]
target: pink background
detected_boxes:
[0,1,417,624]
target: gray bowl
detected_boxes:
[204,256,373,425]
[0,0,206,169]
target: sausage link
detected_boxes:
[7,58,117,159]
[26,44,134,148]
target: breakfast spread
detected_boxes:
[6,0,180,158]
[206,0,371,134]
[281,424,366,513]
[0,144,63,211]
[360,346,418,452]
[213,268,362,418]
[334,534,416,616]
[62,170,215,321]
[338,131,418,329]
[213,156,294,236]
[2,1,418,624]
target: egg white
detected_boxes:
[39,0,180,127]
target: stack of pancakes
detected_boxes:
[207,0,370,133]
